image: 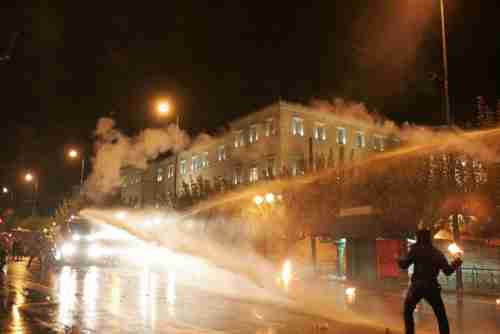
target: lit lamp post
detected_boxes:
[415,0,462,300]
[157,101,171,115]
[68,148,86,186]
[439,0,451,126]
[438,0,465,301]
[411,0,451,124]
[156,99,181,202]
[1,186,13,202]
[25,172,38,216]
[253,193,278,255]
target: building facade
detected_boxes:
[120,101,395,208]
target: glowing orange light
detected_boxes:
[265,193,275,204]
[448,243,463,256]
[253,195,264,206]
[68,149,78,159]
[25,173,34,182]
[157,101,171,114]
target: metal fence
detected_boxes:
[440,267,500,292]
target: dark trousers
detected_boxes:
[404,283,450,334]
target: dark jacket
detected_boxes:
[399,243,460,284]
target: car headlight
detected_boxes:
[88,245,104,258]
[62,243,75,256]
[72,234,81,241]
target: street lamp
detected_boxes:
[157,101,171,115]
[156,98,181,202]
[67,148,86,186]
[265,193,275,204]
[24,172,38,216]
[439,0,451,126]
[25,173,33,182]
[253,195,264,206]
[1,186,14,202]
[436,3,464,295]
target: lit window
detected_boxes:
[291,160,304,176]
[265,118,276,136]
[217,145,226,161]
[233,169,243,185]
[249,125,259,144]
[355,131,365,148]
[167,165,175,179]
[192,155,201,172]
[201,152,209,168]
[156,168,164,183]
[291,117,304,136]
[234,131,245,148]
[249,166,259,183]
[314,123,327,141]
[264,158,277,178]
[336,127,347,145]
[373,135,385,152]
[180,159,187,175]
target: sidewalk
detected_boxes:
[293,263,500,301]
[323,274,500,303]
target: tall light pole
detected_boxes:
[68,148,86,186]
[25,172,38,216]
[438,0,464,301]
[439,0,451,126]
[253,193,279,256]
[156,99,181,203]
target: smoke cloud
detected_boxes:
[309,98,500,163]
[85,99,500,203]
[84,117,190,201]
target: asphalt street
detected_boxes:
[0,260,498,333]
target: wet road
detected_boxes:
[0,260,380,334]
[1,260,499,334]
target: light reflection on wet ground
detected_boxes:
[1,261,499,333]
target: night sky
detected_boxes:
[0,1,499,214]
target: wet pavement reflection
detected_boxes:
[1,260,499,333]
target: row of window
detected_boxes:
[156,165,175,183]
[234,118,277,148]
[232,160,305,185]
[152,127,384,183]
[155,136,383,182]
[122,175,142,187]
[291,117,385,151]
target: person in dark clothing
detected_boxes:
[0,246,6,268]
[398,229,462,334]
[11,239,16,260]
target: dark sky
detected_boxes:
[1,1,499,213]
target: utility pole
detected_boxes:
[439,0,463,301]
[440,0,451,126]
[308,136,317,273]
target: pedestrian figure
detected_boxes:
[11,238,17,260]
[0,245,6,268]
[398,229,462,334]
[27,234,45,269]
